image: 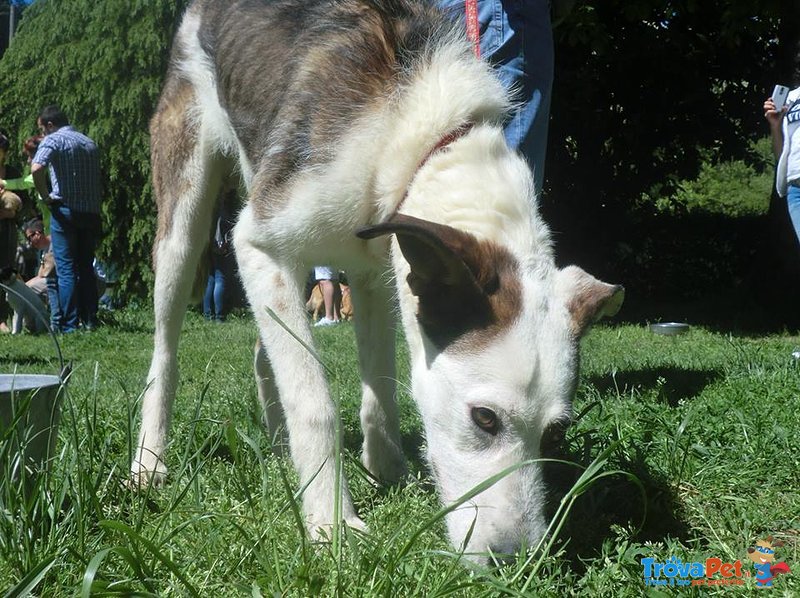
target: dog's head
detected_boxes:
[358,214,623,562]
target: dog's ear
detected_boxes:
[556,266,624,337]
[357,213,491,297]
[358,214,510,346]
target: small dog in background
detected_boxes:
[0,267,49,334]
[305,284,325,321]
[339,284,353,321]
[305,281,354,322]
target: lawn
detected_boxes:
[0,308,798,596]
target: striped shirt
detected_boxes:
[32,126,102,214]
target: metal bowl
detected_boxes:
[649,322,690,336]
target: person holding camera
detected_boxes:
[764,59,800,243]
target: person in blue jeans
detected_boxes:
[436,0,570,194]
[203,191,235,321]
[765,51,800,244]
[31,105,103,333]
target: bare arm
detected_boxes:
[764,97,785,160]
[30,162,51,203]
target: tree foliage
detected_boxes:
[0,0,793,306]
[544,0,790,269]
[0,0,188,297]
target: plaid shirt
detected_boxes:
[33,125,102,214]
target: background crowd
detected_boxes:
[0,105,115,334]
[0,4,797,337]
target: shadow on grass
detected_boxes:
[542,442,690,570]
[0,353,60,370]
[98,315,153,334]
[587,367,721,407]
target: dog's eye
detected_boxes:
[471,407,499,435]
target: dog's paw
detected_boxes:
[362,445,408,486]
[344,515,368,534]
[308,515,369,542]
[128,462,167,490]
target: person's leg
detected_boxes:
[506,1,552,193]
[75,213,101,328]
[213,254,226,320]
[46,275,62,331]
[787,185,800,245]
[436,0,553,193]
[313,266,340,326]
[49,204,80,332]
[319,279,337,321]
[203,263,214,319]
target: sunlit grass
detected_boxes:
[1,308,798,595]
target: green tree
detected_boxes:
[544,0,788,266]
[0,0,188,297]
[0,0,793,310]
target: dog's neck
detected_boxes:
[396,122,474,211]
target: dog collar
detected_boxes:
[400,122,474,207]
[417,122,474,172]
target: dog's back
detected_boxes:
[186,0,448,165]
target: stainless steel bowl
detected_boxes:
[649,322,690,336]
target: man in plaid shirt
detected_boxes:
[31,105,102,332]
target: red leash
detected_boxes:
[465,0,480,58]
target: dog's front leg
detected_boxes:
[349,276,407,483]
[132,161,222,487]
[234,206,364,536]
[254,338,287,456]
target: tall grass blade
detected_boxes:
[2,554,56,598]
[98,520,201,597]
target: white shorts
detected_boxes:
[313,266,338,282]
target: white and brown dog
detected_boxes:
[133,0,623,562]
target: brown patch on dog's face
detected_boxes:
[417,238,522,351]
[358,214,522,349]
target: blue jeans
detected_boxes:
[46,275,62,331]
[437,0,553,193]
[203,253,228,320]
[788,184,800,245]
[49,203,101,332]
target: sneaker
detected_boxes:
[314,317,339,327]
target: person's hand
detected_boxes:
[764,97,785,128]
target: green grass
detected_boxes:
[1,308,798,596]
